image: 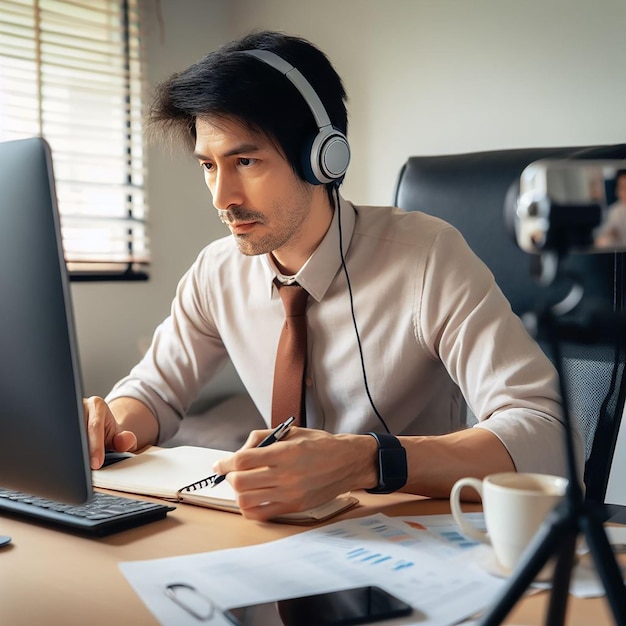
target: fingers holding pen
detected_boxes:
[213,428,298,478]
[212,427,361,521]
[238,416,297,450]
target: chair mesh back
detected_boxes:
[558,343,621,460]
[541,337,625,503]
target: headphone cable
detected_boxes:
[334,186,391,434]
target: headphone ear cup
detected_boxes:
[305,128,351,185]
[240,50,350,186]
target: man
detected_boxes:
[85,31,579,522]
[595,169,626,248]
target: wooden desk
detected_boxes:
[0,491,615,626]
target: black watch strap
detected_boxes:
[365,432,408,494]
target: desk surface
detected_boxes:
[0,490,616,626]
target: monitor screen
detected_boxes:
[606,413,626,504]
[605,406,626,522]
[0,137,92,505]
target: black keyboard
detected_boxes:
[0,487,174,537]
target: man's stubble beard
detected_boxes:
[231,189,314,257]
[233,211,307,256]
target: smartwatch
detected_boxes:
[365,432,408,494]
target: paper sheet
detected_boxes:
[400,513,626,601]
[119,514,506,626]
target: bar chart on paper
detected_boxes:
[401,513,485,555]
[346,547,413,570]
[325,517,419,570]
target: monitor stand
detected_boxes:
[0,534,11,547]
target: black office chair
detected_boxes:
[393,144,626,502]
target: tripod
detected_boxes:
[479,301,626,625]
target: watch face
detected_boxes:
[379,447,408,489]
[366,433,408,494]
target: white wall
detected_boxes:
[231,0,626,205]
[71,0,626,400]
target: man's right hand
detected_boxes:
[83,396,138,470]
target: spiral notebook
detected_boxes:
[92,446,358,524]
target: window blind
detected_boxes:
[0,0,149,280]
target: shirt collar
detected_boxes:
[262,194,356,302]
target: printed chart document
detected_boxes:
[401,514,626,601]
[119,513,506,626]
[92,446,357,523]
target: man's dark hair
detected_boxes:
[149,30,348,194]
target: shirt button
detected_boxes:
[305,376,313,387]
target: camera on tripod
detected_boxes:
[511,159,626,256]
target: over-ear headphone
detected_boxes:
[241,49,350,186]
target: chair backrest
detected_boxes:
[393,145,626,316]
[393,144,626,499]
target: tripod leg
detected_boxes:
[580,508,626,624]
[545,531,577,626]
[479,512,568,626]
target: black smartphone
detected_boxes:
[223,585,413,626]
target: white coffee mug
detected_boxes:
[450,472,568,575]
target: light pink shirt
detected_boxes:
[107,197,581,477]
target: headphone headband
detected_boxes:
[243,50,332,130]
[241,49,350,185]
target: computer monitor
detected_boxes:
[604,407,626,523]
[0,137,92,505]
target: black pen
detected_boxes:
[208,416,296,488]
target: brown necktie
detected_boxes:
[271,281,309,427]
